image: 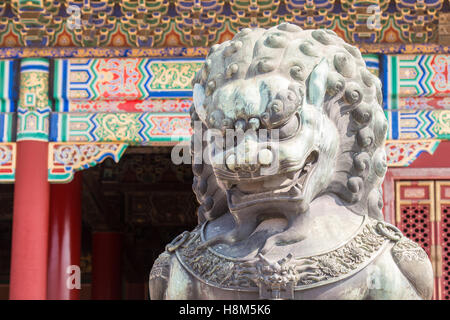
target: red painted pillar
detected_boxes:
[9,141,50,299]
[47,173,82,300]
[10,58,51,300]
[91,232,122,300]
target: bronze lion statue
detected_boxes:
[149,23,433,300]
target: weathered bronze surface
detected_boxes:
[149,23,434,300]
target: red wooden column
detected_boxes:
[9,59,51,300]
[10,142,49,299]
[47,173,82,300]
[91,232,122,300]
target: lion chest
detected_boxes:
[157,219,422,300]
[162,247,423,300]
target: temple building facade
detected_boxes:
[0,0,448,300]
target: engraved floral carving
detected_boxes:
[175,218,392,292]
[149,252,172,281]
[392,237,429,263]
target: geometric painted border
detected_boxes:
[0,139,445,183]
[53,56,378,103]
[49,112,192,146]
[48,109,448,145]
[386,110,450,140]
[382,54,449,111]
[53,58,203,102]
[0,113,13,142]
[0,45,447,59]
[54,99,192,113]
[0,60,16,113]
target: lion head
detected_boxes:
[190,23,388,248]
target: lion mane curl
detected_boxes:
[190,23,388,222]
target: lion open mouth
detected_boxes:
[224,157,316,210]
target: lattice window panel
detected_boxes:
[396,181,435,257]
[437,181,450,300]
[440,204,450,300]
[398,204,433,256]
[396,180,438,299]
[396,180,450,300]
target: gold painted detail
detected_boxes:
[439,13,450,45]
[385,140,440,168]
[17,60,51,141]
[48,142,128,182]
[95,113,142,142]
[435,111,450,136]
[19,71,49,111]
[149,61,203,90]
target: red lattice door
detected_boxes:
[395,181,439,299]
[436,181,450,300]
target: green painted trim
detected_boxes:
[5,113,12,142]
[61,113,67,142]
[384,110,390,139]
[22,57,49,65]
[16,132,49,141]
[423,55,434,96]
[53,59,60,109]
[0,173,15,183]
[391,56,398,109]
[88,60,98,100]
[48,172,73,183]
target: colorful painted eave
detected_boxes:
[48,142,128,183]
[49,112,192,146]
[53,58,204,103]
[52,56,379,104]
[382,54,450,111]
[386,110,450,140]
[0,53,448,183]
[0,45,448,59]
[0,139,444,183]
[0,1,448,47]
[0,60,16,144]
[0,113,14,142]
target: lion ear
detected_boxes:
[307,58,329,109]
[193,83,207,122]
